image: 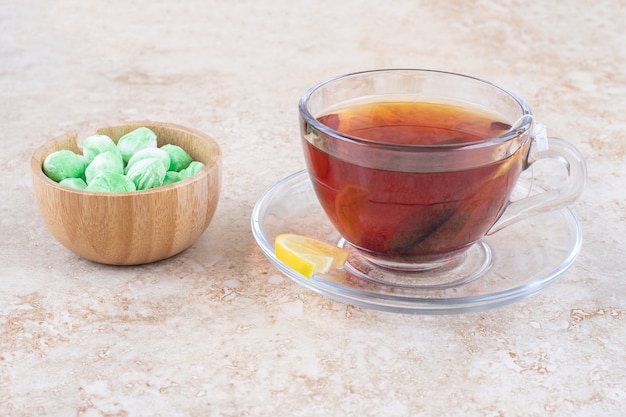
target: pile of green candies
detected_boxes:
[43,127,205,192]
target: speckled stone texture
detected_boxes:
[1,0,624,416]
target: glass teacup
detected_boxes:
[299,69,586,272]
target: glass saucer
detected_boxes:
[251,170,583,314]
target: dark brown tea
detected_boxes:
[303,100,529,265]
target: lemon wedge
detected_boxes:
[275,233,350,278]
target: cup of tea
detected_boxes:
[299,69,586,272]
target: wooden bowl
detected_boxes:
[30,121,222,265]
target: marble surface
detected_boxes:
[1,0,624,415]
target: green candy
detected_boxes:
[42,126,204,193]
[85,172,137,192]
[161,144,192,172]
[59,177,88,190]
[162,171,182,186]
[126,158,166,190]
[126,147,170,174]
[43,150,86,182]
[85,151,124,184]
[179,161,205,179]
[82,134,121,164]
[117,127,158,164]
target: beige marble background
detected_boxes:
[1,0,625,415]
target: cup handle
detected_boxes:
[487,136,587,235]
